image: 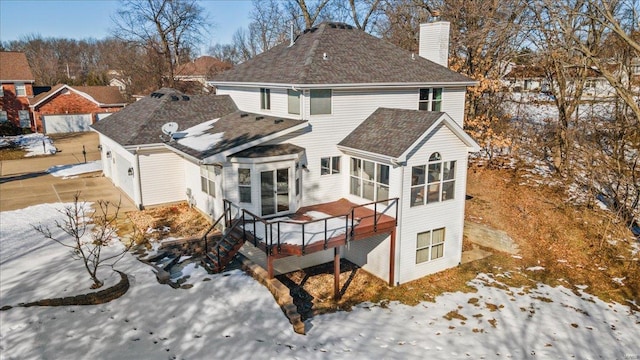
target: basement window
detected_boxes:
[416,228,445,263]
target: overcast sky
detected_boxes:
[0,0,253,53]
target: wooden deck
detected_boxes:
[226,198,398,290]
[237,198,397,258]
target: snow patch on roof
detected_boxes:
[175,118,224,152]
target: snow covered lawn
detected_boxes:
[0,134,57,157]
[1,204,639,359]
[47,160,102,179]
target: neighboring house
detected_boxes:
[503,65,549,93]
[30,84,127,134]
[0,51,35,129]
[174,56,232,93]
[107,70,130,94]
[93,21,479,288]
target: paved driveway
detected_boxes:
[0,132,137,213]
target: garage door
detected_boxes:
[42,114,92,134]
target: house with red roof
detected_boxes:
[30,84,127,134]
[0,51,35,129]
[92,22,479,290]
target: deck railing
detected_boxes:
[222,198,398,256]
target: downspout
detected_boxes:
[395,161,405,286]
[134,147,144,209]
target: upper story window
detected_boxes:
[15,83,26,97]
[350,157,389,203]
[310,89,331,115]
[0,86,4,97]
[585,79,597,88]
[419,88,442,111]
[260,88,270,110]
[321,156,340,175]
[631,65,640,75]
[411,152,456,207]
[288,89,301,115]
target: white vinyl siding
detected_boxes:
[138,150,186,206]
[398,124,470,284]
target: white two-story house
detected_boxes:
[92,21,479,289]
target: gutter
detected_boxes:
[210,81,479,90]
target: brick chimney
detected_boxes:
[419,21,450,68]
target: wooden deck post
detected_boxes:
[334,247,341,300]
[389,229,396,286]
[267,253,274,279]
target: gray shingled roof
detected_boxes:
[167,112,308,160]
[91,88,237,146]
[338,108,443,158]
[231,144,305,158]
[213,22,472,85]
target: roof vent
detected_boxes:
[182,95,190,101]
[412,53,416,60]
[240,113,249,118]
[329,23,337,29]
[323,52,328,60]
[170,95,180,101]
[274,119,283,124]
[255,116,264,121]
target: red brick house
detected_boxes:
[30,84,127,133]
[0,51,35,128]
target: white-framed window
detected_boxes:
[0,86,4,97]
[411,152,456,207]
[0,111,7,123]
[585,79,597,88]
[350,157,390,202]
[632,65,640,75]
[320,156,340,175]
[15,83,26,97]
[260,88,270,110]
[18,110,30,128]
[238,168,251,203]
[288,89,300,115]
[310,89,331,115]
[416,228,445,263]
[200,165,216,197]
[419,88,442,111]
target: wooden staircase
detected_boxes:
[202,218,246,273]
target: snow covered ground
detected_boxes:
[0,134,56,156]
[47,160,102,179]
[1,204,639,359]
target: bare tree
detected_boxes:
[33,194,134,289]
[111,0,209,88]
